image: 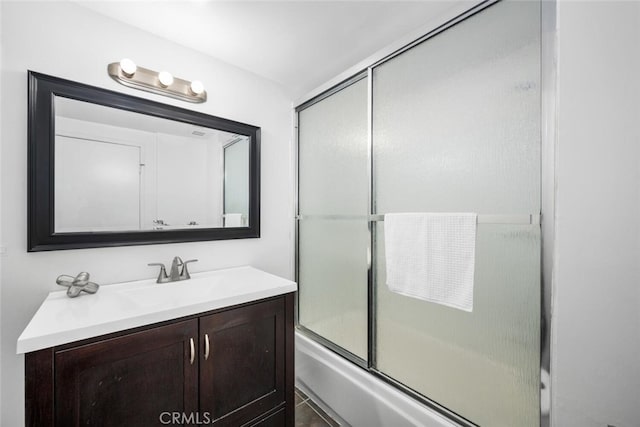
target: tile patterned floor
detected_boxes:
[295,388,340,427]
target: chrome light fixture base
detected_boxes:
[107,61,207,103]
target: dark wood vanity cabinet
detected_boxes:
[25,294,295,427]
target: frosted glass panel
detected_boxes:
[298,78,368,215]
[298,79,368,360]
[298,220,368,360]
[376,223,540,425]
[373,1,540,215]
[373,1,541,426]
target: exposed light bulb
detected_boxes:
[119,58,137,77]
[190,80,205,95]
[158,71,174,87]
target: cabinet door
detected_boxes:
[55,319,198,427]
[200,298,286,425]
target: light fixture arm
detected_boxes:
[107,61,207,103]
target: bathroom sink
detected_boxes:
[118,276,223,307]
[117,267,292,307]
[17,265,296,354]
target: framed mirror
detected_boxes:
[28,71,260,251]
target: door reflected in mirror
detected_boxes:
[54,96,250,233]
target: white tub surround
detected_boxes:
[17,266,296,354]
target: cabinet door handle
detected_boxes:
[204,334,210,361]
[189,338,195,365]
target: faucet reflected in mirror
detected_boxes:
[148,256,198,283]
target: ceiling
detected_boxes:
[76,1,468,99]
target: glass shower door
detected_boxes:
[297,77,369,361]
[372,1,541,426]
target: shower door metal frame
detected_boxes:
[294,70,370,370]
[294,1,555,426]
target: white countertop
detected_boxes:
[17,266,297,354]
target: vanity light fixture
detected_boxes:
[107,59,207,103]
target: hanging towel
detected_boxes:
[224,213,243,227]
[384,213,477,312]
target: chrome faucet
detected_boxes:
[169,256,183,281]
[148,257,198,283]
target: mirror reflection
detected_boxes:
[54,97,249,232]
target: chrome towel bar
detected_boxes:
[296,214,540,226]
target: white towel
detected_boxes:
[224,213,243,227]
[384,213,477,312]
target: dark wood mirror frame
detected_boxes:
[28,71,260,251]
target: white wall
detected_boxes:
[0,0,3,420]
[155,133,219,228]
[0,2,293,426]
[552,2,640,426]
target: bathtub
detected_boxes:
[295,332,460,427]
